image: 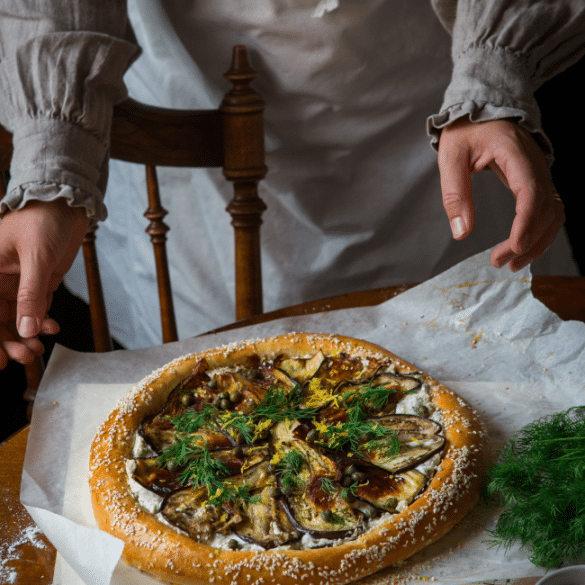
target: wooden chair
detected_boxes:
[0,45,267,412]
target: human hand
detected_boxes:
[0,198,89,369]
[438,118,565,271]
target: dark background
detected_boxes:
[2,57,584,444]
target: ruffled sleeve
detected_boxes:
[428,0,585,163]
[0,1,140,220]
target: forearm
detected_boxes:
[428,0,585,162]
[0,1,140,220]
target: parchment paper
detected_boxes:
[20,248,585,585]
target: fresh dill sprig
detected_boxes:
[319,402,398,456]
[275,448,306,492]
[216,384,319,445]
[343,385,398,411]
[156,436,258,506]
[486,406,585,568]
[171,402,219,434]
[253,384,317,422]
[319,477,338,496]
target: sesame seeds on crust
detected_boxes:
[88,333,485,585]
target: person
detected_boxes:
[0,0,583,369]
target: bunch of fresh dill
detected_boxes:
[486,406,585,568]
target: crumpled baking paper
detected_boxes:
[20,247,585,585]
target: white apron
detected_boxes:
[65,0,578,349]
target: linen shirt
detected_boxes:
[1,0,584,348]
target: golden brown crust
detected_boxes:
[89,333,485,585]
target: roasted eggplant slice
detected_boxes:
[369,371,422,393]
[373,414,442,437]
[274,350,325,383]
[355,469,426,512]
[313,354,382,384]
[213,445,269,475]
[132,457,183,495]
[233,486,300,548]
[282,486,364,539]
[161,486,232,542]
[362,415,444,472]
[161,460,274,542]
[141,416,234,452]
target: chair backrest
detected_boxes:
[0,45,267,357]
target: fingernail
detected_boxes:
[450,216,466,239]
[18,316,38,338]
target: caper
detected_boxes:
[229,390,242,403]
[281,485,294,496]
[267,464,275,473]
[351,471,367,484]
[167,461,179,472]
[227,539,240,550]
[208,379,218,389]
[306,429,319,443]
[221,390,231,399]
[385,496,398,510]
[269,486,282,498]
[365,507,380,519]
[212,395,222,407]
[180,393,192,406]
[362,432,374,442]
[289,531,299,540]
[220,398,232,410]
[415,404,430,418]
[345,465,358,476]
[321,510,333,522]
[341,476,354,488]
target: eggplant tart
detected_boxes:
[89,333,485,585]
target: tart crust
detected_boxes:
[89,333,485,585]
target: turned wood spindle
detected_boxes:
[221,45,268,320]
[144,164,178,343]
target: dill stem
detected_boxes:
[537,437,585,443]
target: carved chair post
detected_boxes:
[144,164,178,343]
[221,46,267,320]
[82,225,114,352]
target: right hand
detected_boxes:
[0,198,89,369]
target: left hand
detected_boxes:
[0,199,89,370]
[437,118,565,272]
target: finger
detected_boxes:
[491,192,565,271]
[438,142,475,240]
[41,316,60,335]
[16,254,52,338]
[507,197,566,272]
[491,244,516,269]
[0,330,37,364]
[20,335,45,355]
[491,135,555,256]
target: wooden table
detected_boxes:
[2,276,583,585]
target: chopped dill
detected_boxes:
[156,436,258,506]
[319,401,398,456]
[340,482,358,501]
[486,406,585,568]
[327,511,347,525]
[343,381,417,412]
[171,402,219,434]
[319,477,338,496]
[275,448,306,491]
[253,384,318,422]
